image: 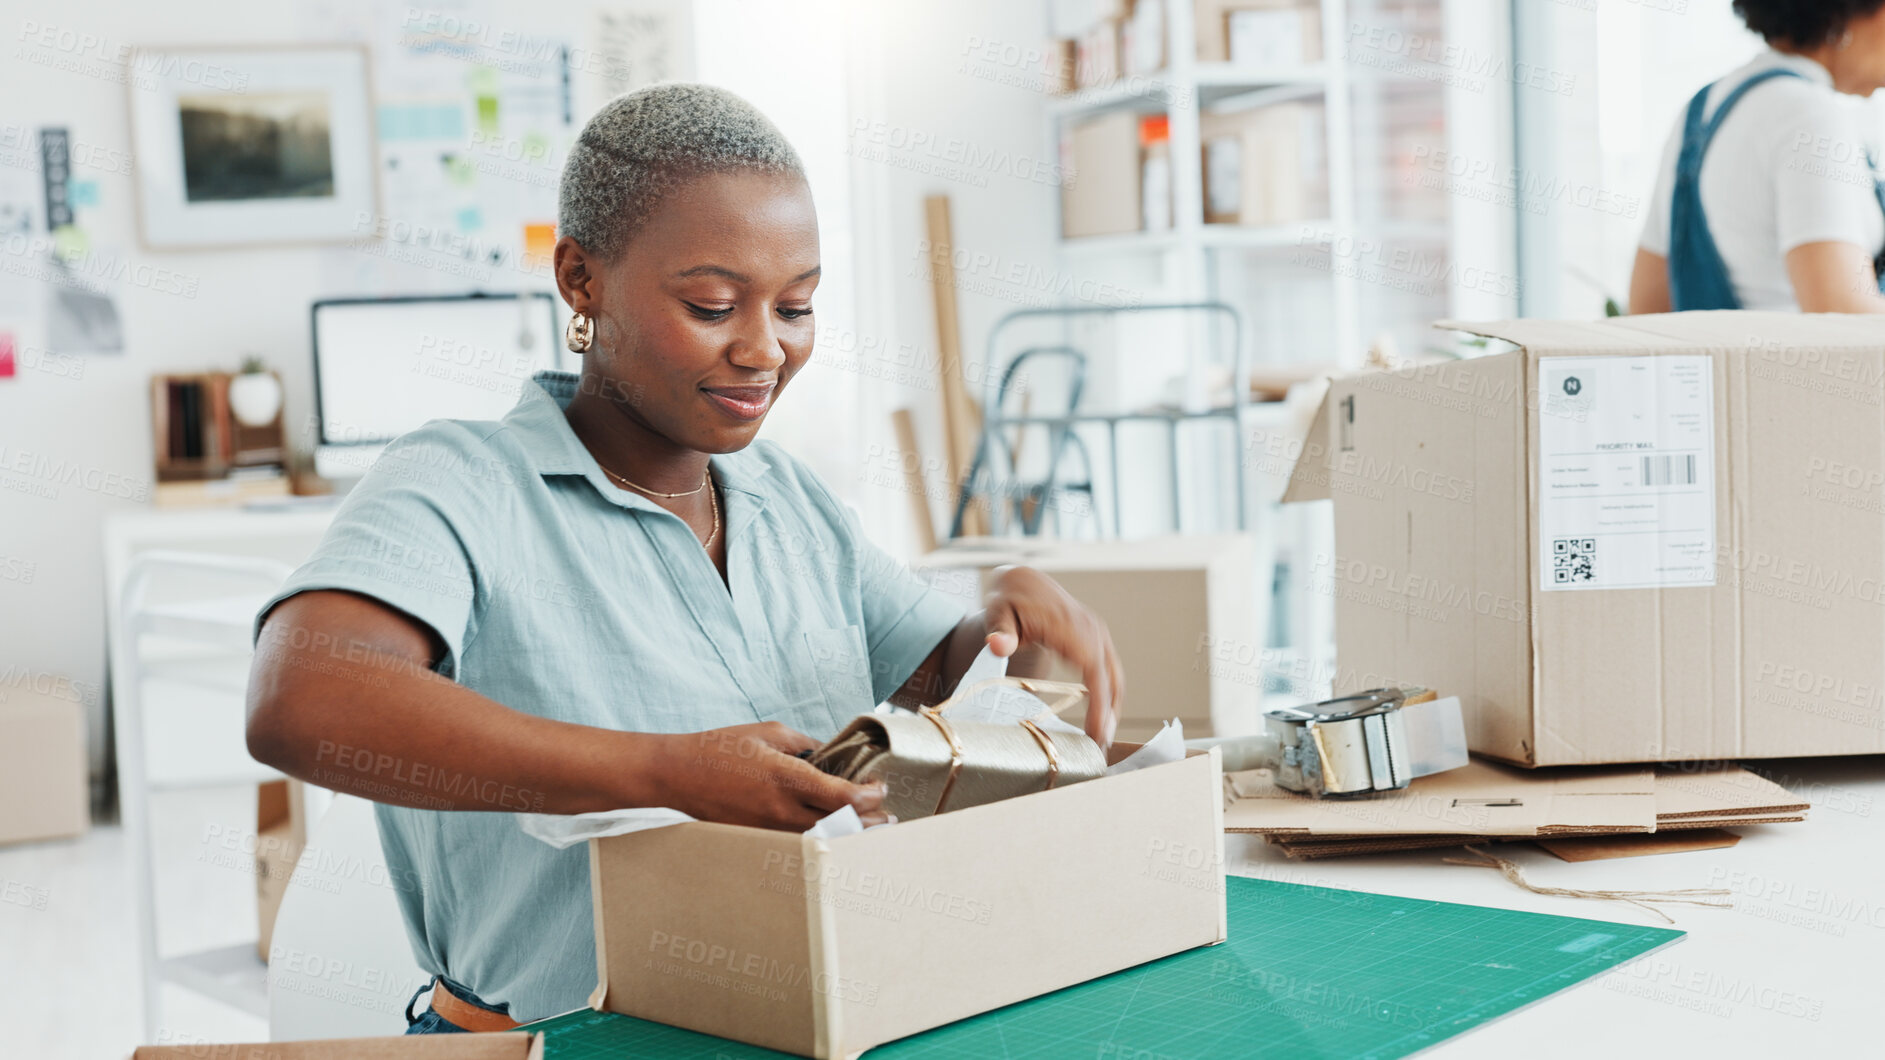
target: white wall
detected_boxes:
[3,1,341,774]
[0,0,886,788]
[840,0,1062,547]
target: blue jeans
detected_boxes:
[404,976,512,1035]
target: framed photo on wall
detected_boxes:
[127,44,378,249]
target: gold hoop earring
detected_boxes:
[565,313,594,353]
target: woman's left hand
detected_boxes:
[981,565,1123,747]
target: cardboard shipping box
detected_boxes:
[132,1032,541,1058]
[1196,0,1323,64]
[1060,109,1142,238]
[0,682,89,845]
[588,745,1227,1059]
[1200,103,1314,227]
[918,534,1262,740]
[1285,312,1885,766]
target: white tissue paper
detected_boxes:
[951,644,1186,776]
[518,801,880,849]
[518,645,1185,849]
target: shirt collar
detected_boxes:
[1759,48,1834,88]
[504,370,770,500]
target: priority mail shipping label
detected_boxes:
[1536,355,1716,591]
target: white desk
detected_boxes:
[1225,753,1884,1055]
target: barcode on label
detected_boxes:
[1641,454,1696,487]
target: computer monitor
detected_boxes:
[311,293,564,479]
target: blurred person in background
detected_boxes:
[1631,0,1885,313]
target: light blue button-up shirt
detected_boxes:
[252,370,967,1021]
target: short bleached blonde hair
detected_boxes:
[557,83,804,261]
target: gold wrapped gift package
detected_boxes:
[807,677,1106,820]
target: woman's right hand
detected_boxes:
[657,722,889,831]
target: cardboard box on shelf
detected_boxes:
[1283,312,1885,766]
[255,777,308,960]
[0,682,89,846]
[588,743,1226,1059]
[1051,37,1079,94]
[1074,16,1122,88]
[1051,0,1131,37]
[1060,109,1143,239]
[1196,0,1322,64]
[918,534,1263,741]
[1122,0,1166,76]
[1200,102,1314,226]
[132,1032,542,1058]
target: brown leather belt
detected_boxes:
[427,979,521,1032]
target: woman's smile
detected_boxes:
[700,381,776,421]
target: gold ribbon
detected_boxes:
[808,677,1106,820]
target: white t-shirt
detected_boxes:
[1639,50,1884,311]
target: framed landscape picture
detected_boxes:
[128,45,377,249]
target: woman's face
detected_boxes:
[563,169,820,454]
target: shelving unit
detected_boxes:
[1030,0,1519,703]
[1047,0,1363,377]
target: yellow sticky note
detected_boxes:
[523,223,557,272]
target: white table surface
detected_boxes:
[1223,753,1884,1056]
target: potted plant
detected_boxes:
[229,355,282,427]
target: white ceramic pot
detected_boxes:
[230,371,282,427]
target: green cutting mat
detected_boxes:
[527,876,1680,1059]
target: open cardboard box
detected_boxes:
[131,1032,541,1058]
[588,742,1227,1059]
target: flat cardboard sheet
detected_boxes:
[1230,760,1809,858]
[1270,819,1798,860]
[1655,765,1809,819]
[1223,757,1657,837]
[1536,829,1742,863]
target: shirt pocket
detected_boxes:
[803,624,877,727]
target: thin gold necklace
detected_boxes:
[598,463,710,498]
[601,463,719,549]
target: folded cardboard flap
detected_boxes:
[130,1032,541,1058]
[589,747,1226,1059]
[1277,377,1335,504]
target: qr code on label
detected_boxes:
[1553,538,1596,584]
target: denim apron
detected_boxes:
[1668,67,1885,310]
